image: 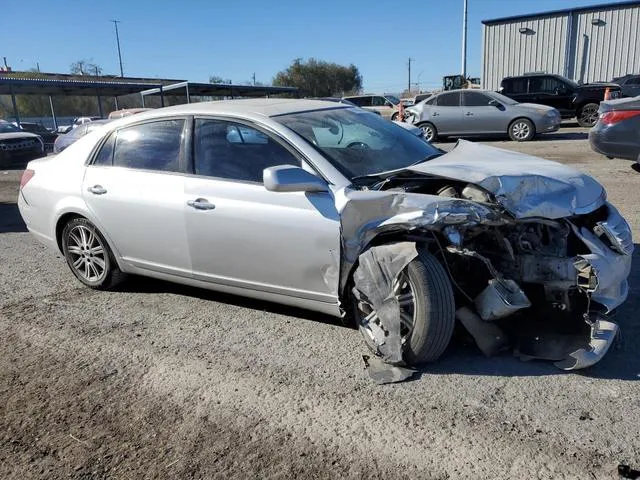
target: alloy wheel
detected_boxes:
[420,125,435,142]
[511,121,531,140]
[356,271,416,345]
[580,105,599,126]
[66,225,107,283]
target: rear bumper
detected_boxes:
[589,125,640,160]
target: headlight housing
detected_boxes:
[594,203,634,255]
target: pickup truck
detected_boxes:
[500,73,621,127]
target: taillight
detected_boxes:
[20,169,35,189]
[600,110,640,126]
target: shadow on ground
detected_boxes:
[121,245,640,381]
[0,203,27,233]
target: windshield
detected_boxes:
[385,95,401,105]
[275,107,441,180]
[488,91,519,105]
[0,122,21,133]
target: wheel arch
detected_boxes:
[54,209,124,270]
[508,116,536,132]
[339,229,439,312]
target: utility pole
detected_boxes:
[407,57,414,93]
[252,72,256,86]
[111,20,124,77]
[461,0,468,78]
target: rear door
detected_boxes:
[460,91,508,134]
[528,76,573,114]
[501,77,529,103]
[429,91,463,134]
[82,118,191,277]
[183,117,340,302]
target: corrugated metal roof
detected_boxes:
[140,81,298,98]
[0,76,162,96]
[482,0,640,25]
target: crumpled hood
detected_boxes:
[409,140,606,219]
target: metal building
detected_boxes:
[481,1,640,90]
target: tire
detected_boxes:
[577,103,599,128]
[354,251,455,365]
[417,122,437,142]
[508,118,535,142]
[61,217,125,289]
[391,112,399,121]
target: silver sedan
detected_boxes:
[18,99,631,370]
[406,90,561,142]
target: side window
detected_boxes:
[112,119,184,172]
[348,97,364,107]
[503,78,528,94]
[93,133,115,166]
[628,77,640,85]
[424,97,436,105]
[463,91,492,106]
[371,96,387,107]
[436,92,461,107]
[194,119,300,183]
[530,77,565,94]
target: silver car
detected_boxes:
[406,89,561,142]
[18,99,631,370]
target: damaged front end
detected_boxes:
[343,150,632,372]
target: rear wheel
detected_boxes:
[417,122,437,142]
[354,251,455,365]
[577,103,599,127]
[508,118,535,141]
[61,217,125,289]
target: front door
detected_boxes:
[460,91,509,134]
[81,118,191,277]
[183,118,341,303]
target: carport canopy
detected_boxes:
[139,81,298,105]
[0,76,163,128]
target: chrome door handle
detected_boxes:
[432,112,439,116]
[88,185,107,195]
[187,198,216,210]
[465,112,474,116]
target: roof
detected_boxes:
[107,99,348,124]
[0,76,162,96]
[139,81,298,98]
[482,0,640,25]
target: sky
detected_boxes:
[2,0,624,93]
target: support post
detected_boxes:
[97,90,104,118]
[10,85,20,127]
[114,96,119,110]
[186,83,190,104]
[49,95,58,130]
[141,93,146,107]
[160,86,165,107]
[461,0,468,78]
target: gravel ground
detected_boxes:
[1,126,639,479]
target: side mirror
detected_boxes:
[385,101,394,107]
[263,165,329,193]
[488,99,501,107]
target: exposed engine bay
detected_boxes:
[350,171,632,372]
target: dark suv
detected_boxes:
[612,74,640,98]
[500,74,621,127]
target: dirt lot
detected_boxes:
[1,125,639,479]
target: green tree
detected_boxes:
[272,58,362,97]
[209,75,231,84]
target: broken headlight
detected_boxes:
[593,203,634,256]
